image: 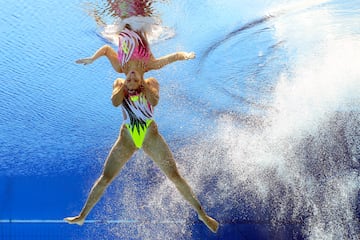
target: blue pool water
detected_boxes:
[0,0,359,239]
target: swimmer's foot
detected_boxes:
[64,216,85,226]
[198,214,219,233]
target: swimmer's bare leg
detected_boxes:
[146,52,196,71]
[76,45,123,73]
[142,122,219,233]
[64,125,136,225]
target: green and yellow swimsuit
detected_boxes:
[122,92,153,148]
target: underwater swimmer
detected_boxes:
[64,23,219,233]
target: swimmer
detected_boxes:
[64,19,219,233]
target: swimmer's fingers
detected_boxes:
[185,52,196,60]
[75,58,93,65]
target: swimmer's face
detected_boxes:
[125,70,143,90]
[123,61,145,90]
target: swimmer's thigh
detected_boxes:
[102,125,137,178]
[142,122,179,175]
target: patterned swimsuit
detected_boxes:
[117,28,151,66]
[122,92,153,148]
[118,28,153,147]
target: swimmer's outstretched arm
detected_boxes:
[76,45,123,73]
[146,52,195,71]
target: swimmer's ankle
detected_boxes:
[64,215,85,226]
[198,214,219,233]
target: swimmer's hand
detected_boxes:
[75,58,94,65]
[185,52,196,60]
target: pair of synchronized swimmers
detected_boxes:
[64,13,219,233]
